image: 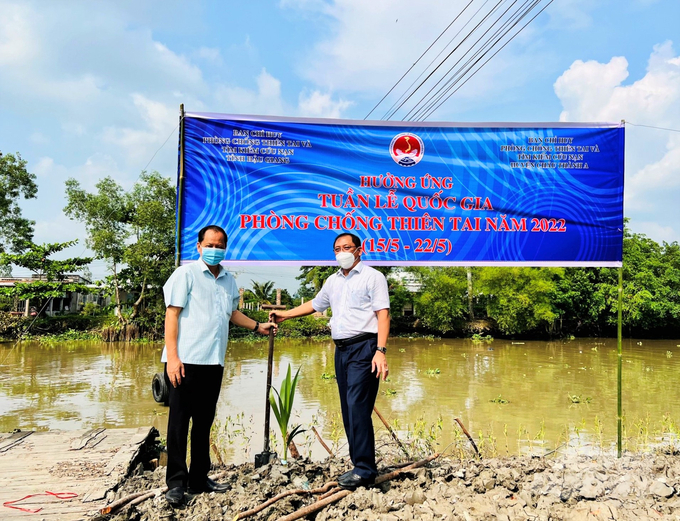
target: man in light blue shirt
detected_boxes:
[270,232,390,490]
[162,224,276,506]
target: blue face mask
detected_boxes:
[201,247,226,266]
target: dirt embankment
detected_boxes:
[99,453,680,521]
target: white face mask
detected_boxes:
[336,251,356,269]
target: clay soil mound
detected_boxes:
[98,453,680,521]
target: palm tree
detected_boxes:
[251,280,275,304]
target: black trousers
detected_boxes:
[334,337,380,479]
[164,363,224,490]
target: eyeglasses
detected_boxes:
[333,245,357,253]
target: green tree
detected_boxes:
[64,176,129,319]
[0,240,92,308]
[296,266,336,298]
[616,228,680,333]
[118,172,176,320]
[64,172,176,323]
[0,152,38,253]
[251,280,275,304]
[477,267,563,335]
[407,267,469,334]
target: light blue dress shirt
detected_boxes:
[312,262,390,340]
[160,261,240,367]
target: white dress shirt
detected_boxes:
[312,261,390,340]
[161,261,240,366]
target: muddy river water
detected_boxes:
[1,337,679,462]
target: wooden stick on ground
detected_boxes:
[454,418,481,458]
[373,406,410,458]
[312,426,333,456]
[99,491,152,515]
[232,482,338,520]
[100,470,230,515]
[275,454,440,521]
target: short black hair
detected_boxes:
[333,232,361,249]
[198,225,228,245]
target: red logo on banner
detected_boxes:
[389,133,424,167]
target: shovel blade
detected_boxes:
[254,451,276,468]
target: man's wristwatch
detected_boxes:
[376,346,387,354]
[252,321,259,332]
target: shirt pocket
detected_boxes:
[215,285,234,317]
[349,285,370,309]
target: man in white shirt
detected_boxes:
[162,224,276,505]
[270,232,390,490]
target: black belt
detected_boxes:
[333,332,377,350]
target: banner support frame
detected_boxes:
[175,104,186,268]
[617,266,623,457]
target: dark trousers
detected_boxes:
[164,363,224,490]
[334,337,380,479]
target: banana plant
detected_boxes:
[269,364,303,463]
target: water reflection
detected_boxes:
[1,337,679,461]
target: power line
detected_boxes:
[364,0,476,120]
[626,121,680,134]
[371,0,554,121]
[382,0,506,121]
[408,0,539,121]
[415,0,541,121]
[380,0,494,121]
[421,0,554,120]
[405,0,537,121]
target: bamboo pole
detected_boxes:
[100,470,229,515]
[232,482,339,520]
[454,418,481,458]
[373,406,410,458]
[275,454,439,521]
[312,426,333,456]
[617,267,623,458]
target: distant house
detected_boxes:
[0,274,109,317]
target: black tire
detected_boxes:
[152,372,169,406]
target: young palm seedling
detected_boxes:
[269,364,303,463]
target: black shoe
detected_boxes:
[338,470,354,481]
[188,477,230,494]
[338,472,375,490]
[165,486,185,505]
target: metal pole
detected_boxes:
[617,267,623,457]
[175,104,186,268]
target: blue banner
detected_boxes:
[178,113,624,267]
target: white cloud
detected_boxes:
[33,157,64,178]
[554,41,680,243]
[633,221,680,245]
[215,69,286,115]
[555,42,680,124]
[29,132,50,145]
[101,94,179,170]
[544,0,594,30]
[196,46,222,63]
[0,2,38,65]
[298,90,353,118]
[294,0,471,92]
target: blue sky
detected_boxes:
[0,0,678,292]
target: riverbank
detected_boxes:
[100,450,680,520]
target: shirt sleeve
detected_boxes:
[163,266,192,308]
[311,276,332,312]
[231,276,240,310]
[371,272,390,311]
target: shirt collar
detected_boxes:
[338,260,364,278]
[199,260,226,279]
